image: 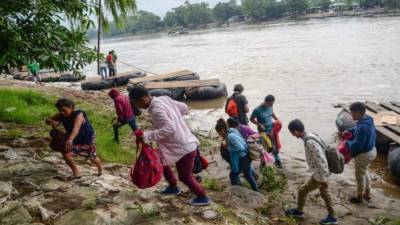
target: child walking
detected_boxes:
[215,119,259,192]
[285,119,337,225]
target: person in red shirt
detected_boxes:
[106,51,116,77]
[108,89,137,143]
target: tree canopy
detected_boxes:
[0,0,136,75]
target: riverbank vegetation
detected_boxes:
[0,88,136,163]
[89,0,400,38]
[0,0,136,76]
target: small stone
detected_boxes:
[201,209,218,220]
[38,205,54,222]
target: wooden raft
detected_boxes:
[144,79,220,89]
[341,102,400,145]
[129,69,194,84]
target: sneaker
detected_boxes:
[189,196,211,206]
[161,186,182,195]
[285,208,304,218]
[362,192,371,202]
[349,196,363,204]
[320,215,338,225]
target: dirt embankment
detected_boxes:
[0,78,399,225]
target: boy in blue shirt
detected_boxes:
[250,95,282,168]
[345,102,377,204]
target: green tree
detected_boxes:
[319,0,332,10]
[383,0,400,8]
[284,0,309,15]
[0,0,136,75]
[213,0,242,23]
[242,0,268,22]
[358,0,382,8]
[265,0,286,18]
[163,1,213,27]
[164,11,178,27]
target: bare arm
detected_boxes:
[67,113,84,142]
[272,112,279,121]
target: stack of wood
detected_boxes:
[128,69,227,101]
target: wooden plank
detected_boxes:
[129,69,194,84]
[390,101,400,109]
[144,79,220,89]
[376,126,400,145]
[387,125,400,135]
[380,102,400,115]
[365,102,386,113]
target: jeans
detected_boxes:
[270,135,282,165]
[100,67,107,80]
[113,117,137,142]
[163,151,206,197]
[108,67,116,77]
[298,177,335,216]
[229,155,259,191]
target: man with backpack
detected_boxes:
[129,86,210,206]
[286,119,338,225]
[225,84,249,125]
[345,102,377,204]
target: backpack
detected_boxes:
[192,148,209,174]
[226,97,238,117]
[130,144,163,189]
[305,134,345,174]
[49,129,67,152]
[247,139,264,161]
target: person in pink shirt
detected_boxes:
[129,86,210,206]
[109,89,138,143]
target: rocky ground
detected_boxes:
[0,77,399,225]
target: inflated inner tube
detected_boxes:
[114,72,146,86]
[164,73,200,82]
[389,146,400,183]
[81,79,115,90]
[185,82,227,100]
[335,109,356,132]
[13,72,84,82]
[148,88,185,100]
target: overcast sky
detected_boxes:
[136,0,232,17]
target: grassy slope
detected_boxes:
[0,88,136,164]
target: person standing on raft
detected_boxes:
[129,86,210,206]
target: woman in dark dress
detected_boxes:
[46,98,102,179]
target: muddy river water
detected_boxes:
[85,16,400,197]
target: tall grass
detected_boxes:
[0,88,136,164]
[0,89,55,124]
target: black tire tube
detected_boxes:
[81,79,115,90]
[148,88,185,100]
[389,146,400,183]
[164,73,200,82]
[335,109,356,132]
[185,83,227,100]
[114,72,146,86]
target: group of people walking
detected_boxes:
[99,50,118,80]
[46,83,378,225]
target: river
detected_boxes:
[86,16,400,197]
